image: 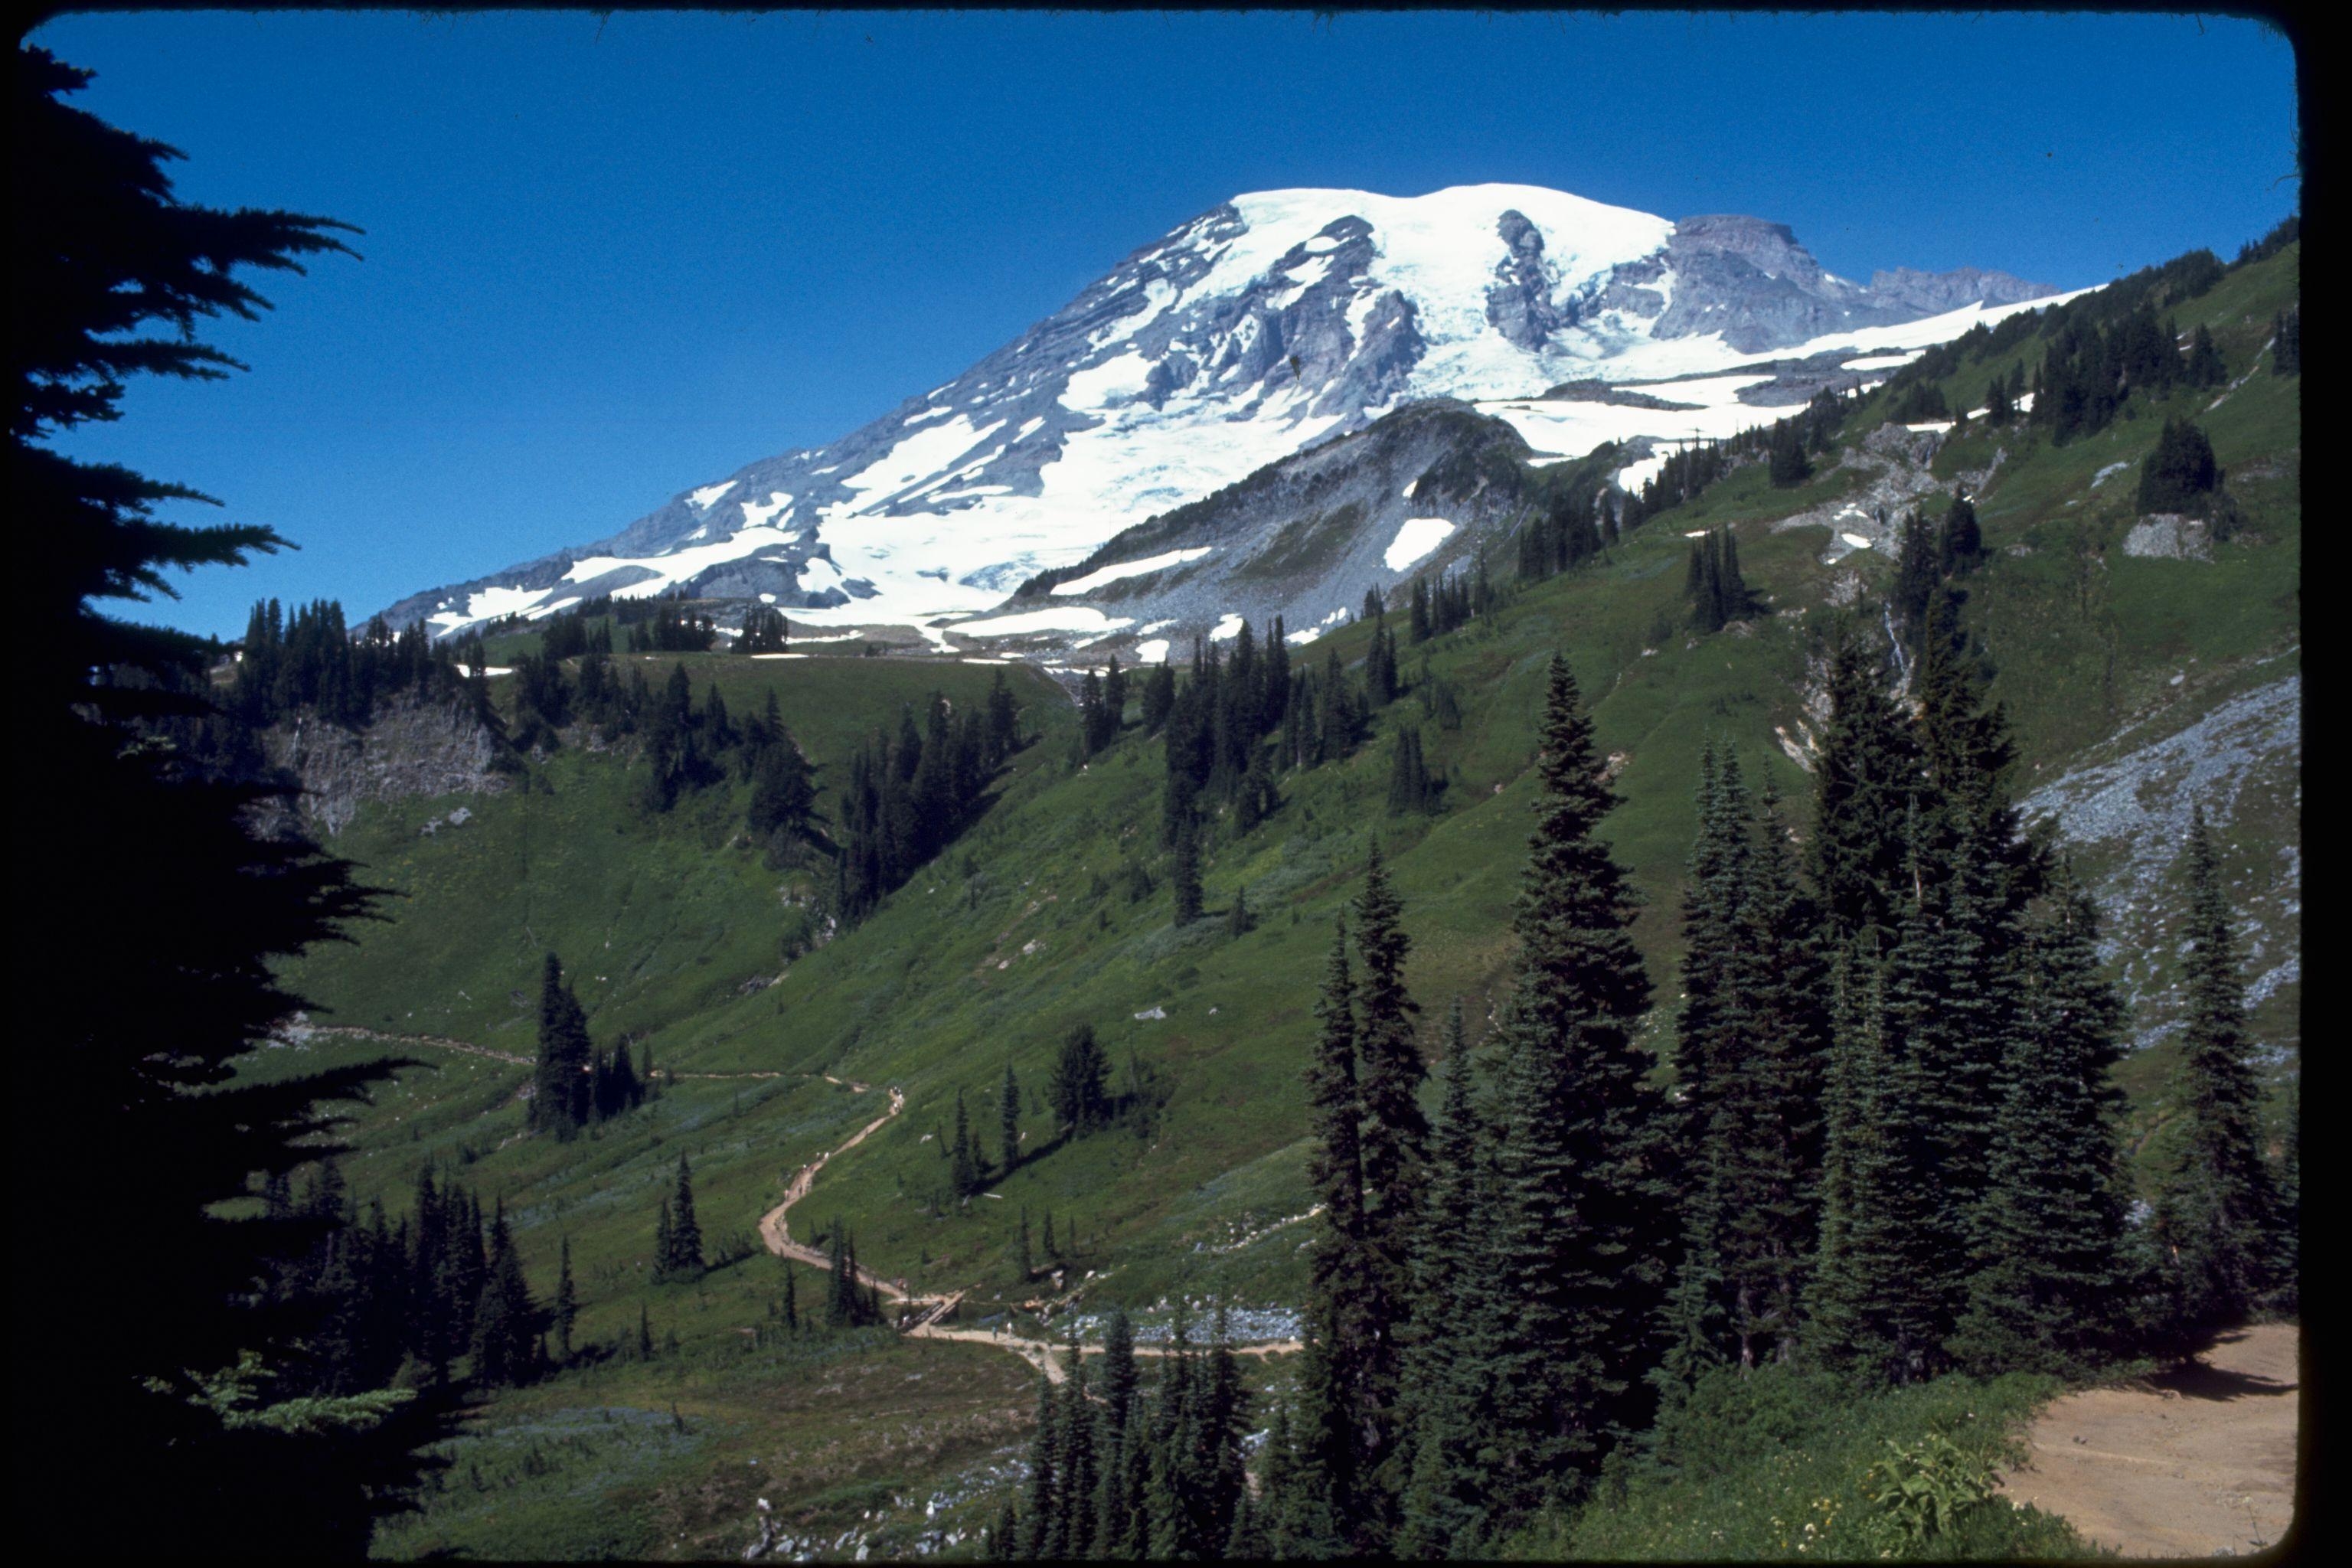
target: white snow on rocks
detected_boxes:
[688,480,737,511]
[949,606,1137,639]
[1062,351,1155,412]
[1210,613,1246,642]
[737,492,794,531]
[561,524,804,599]
[1050,547,1214,596]
[1132,639,1171,665]
[1384,518,1456,571]
[426,583,546,634]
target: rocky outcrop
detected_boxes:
[1485,210,1575,350]
[263,696,508,835]
[1868,264,2053,316]
[2020,671,2301,1051]
[2122,513,2214,561]
[1625,215,2058,356]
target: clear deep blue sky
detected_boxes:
[30,8,2299,639]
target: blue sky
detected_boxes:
[31,9,2299,639]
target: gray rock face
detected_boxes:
[2020,672,2301,1050]
[1485,211,1576,350]
[2122,513,2214,561]
[1868,265,2053,316]
[257,695,508,837]
[1617,214,2058,356]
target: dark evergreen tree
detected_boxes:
[553,1236,578,1362]
[1808,955,1942,1383]
[1386,727,1434,815]
[2184,322,2228,387]
[998,1062,1022,1178]
[2150,810,2283,1343]
[1718,779,1831,1367]
[665,1153,704,1281]
[1171,816,1204,925]
[1655,746,1749,1396]
[1949,871,2138,1374]
[1047,1023,1112,1136]
[1395,999,1501,1558]
[1345,841,1426,1508]
[738,604,789,654]
[2272,306,2301,376]
[950,1089,981,1198]
[1022,1371,1061,1559]
[469,1200,539,1387]
[1768,416,1812,487]
[1808,626,1919,953]
[22,47,465,1529]
[746,729,815,840]
[531,952,595,1137]
[1938,491,1984,577]
[2138,416,2223,515]
[1890,508,1942,644]
[1484,656,1673,1511]
[1224,880,1255,937]
[1298,913,1377,1538]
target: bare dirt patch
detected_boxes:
[1999,1321,2298,1557]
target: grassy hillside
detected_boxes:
[259,241,2298,1558]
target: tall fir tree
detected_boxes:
[1808,953,1943,1383]
[1349,837,1428,1472]
[998,1062,1023,1178]
[1808,626,1918,955]
[553,1236,577,1362]
[1715,778,1831,1367]
[1395,998,1501,1558]
[1171,815,1204,925]
[1949,871,2138,1374]
[1298,912,1378,1540]
[1484,655,1674,1512]
[665,1153,704,1280]
[2150,809,2283,1344]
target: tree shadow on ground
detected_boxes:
[2149,1331,2296,1402]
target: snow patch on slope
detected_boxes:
[1385,518,1456,571]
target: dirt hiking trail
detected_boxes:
[756,1080,1298,1383]
[1999,1321,2298,1557]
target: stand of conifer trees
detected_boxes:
[995,1306,1256,1560]
[1684,528,1756,632]
[530,952,648,1138]
[263,1159,550,1393]
[831,681,1022,923]
[1246,632,2289,1556]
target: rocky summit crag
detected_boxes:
[387,184,2053,652]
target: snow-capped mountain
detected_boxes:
[385,184,2056,647]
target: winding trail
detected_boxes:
[286,1022,530,1066]
[754,1080,1300,1384]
